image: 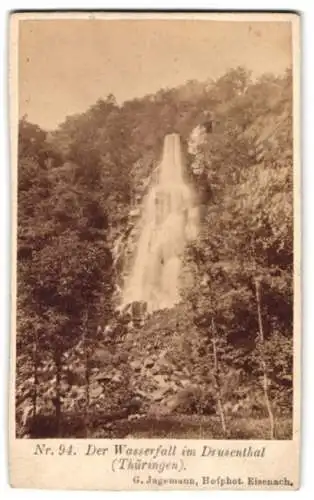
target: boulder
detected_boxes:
[133,389,149,399]
[153,374,168,387]
[111,373,123,384]
[127,413,142,421]
[144,358,155,368]
[130,360,142,371]
[164,385,201,413]
[127,397,143,413]
[147,402,172,417]
[164,395,180,412]
[180,379,191,388]
[90,385,103,399]
[95,372,112,382]
[151,386,170,402]
[169,380,180,392]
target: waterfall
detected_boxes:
[122,133,199,313]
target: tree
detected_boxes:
[16,120,114,435]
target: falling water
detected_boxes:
[122,133,199,313]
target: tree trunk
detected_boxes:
[254,278,275,439]
[54,349,62,437]
[32,330,38,421]
[82,311,90,436]
[211,319,227,436]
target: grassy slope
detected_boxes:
[89,415,292,440]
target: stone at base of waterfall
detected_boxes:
[165,385,200,412]
[151,387,170,402]
[152,362,172,376]
[169,380,180,392]
[132,388,147,398]
[147,402,172,417]
[90,385,103,399]
[153,374,168,386]
[95,372,112,383]
[94,370,125,389]
[112,373,124,384]
[144,357,155,368]
[180,379,191,388]
[127,413,142,421]
[151,365,160,375]
[130,360,142,371]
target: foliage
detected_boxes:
[16,66,293,438]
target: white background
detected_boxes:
[1,1,312,498]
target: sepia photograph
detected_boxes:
[12,12,298,447]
